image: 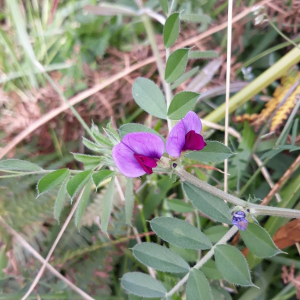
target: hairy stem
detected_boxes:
[165,226,238,297]
[175,168,300,219]
[142,14,173,130]
[0,169,81,179]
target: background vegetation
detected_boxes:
[0,0,300,299]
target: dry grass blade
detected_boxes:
[20,187,86,300]
[224,0,234,194]
[0,0,272,159]
[0,216,95,300]
[261,154,300,206]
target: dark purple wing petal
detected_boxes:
[182,130,206,151]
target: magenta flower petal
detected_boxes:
[182,130,206,151]
[166,120,186,157]
[112,132,165,178]
[182,111,202,134]
[112,142,146,178]
[121,132,165,159]
[166,111,205,157]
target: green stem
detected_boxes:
[175,168,300,219]
[165,226,238,297]
[142,14,173,130]
[169,0,176,14]
[0,169,82,178]
[135,194,151,243]
[265,13,300,51]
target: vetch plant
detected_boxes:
[1,1,300,300]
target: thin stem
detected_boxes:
[135,194,151,243]
[142,15,166,87]
[0,170,51,178]
[175,168,300,219]
[265,12,300,51]
[169,0,176,14]
[0,169,82,179]
[224,0,233,194]
[142,14,173,130]
[165,226,238,297]
[0,217,95,300]
[21,187,86,300]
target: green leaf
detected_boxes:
[106,121,121,143]
[204,226,229,243]
[183,182,231,224]
[132,77,167,119]
[185,141,234,163]
[132,242,190,273]
[75,179,93,228]
[100,176,115,233]
[91,124,113,148]
[186,269,213,300]
[171,66,199,90]
[240,223,282,258]
[67,170,93,200]
[0,159,42,172]
[163,13,180,48]
[102,128,119,146]
[37,169,69,195]
[54,175,70,222]
[201,260,223,280]
[72,153,102,165]
[170,245,198,262]
[211,286,232,300]
[168,92,199,120]
[189,50,218,59]
[121,272,167,298]
[180,13,211,24]
[159,0,168,14]
[214,244,254,286]
[125,177,134,225]
[150,217,212,250]
[82,137,104,153]
[119,123,165,141]
[167,198,194,213]
[92,170,114,188]
[165,49,189,83]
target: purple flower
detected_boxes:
[232,211,248,231]
[166,111,206,157]
[112,132,165,178]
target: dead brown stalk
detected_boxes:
[261,154,300,206]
